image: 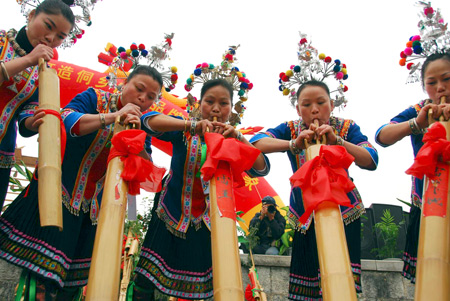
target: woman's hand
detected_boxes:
[294,128,315,150]
[116,103,142,127]
[314,124,337,145]
[26,44,54,66]
[194,119,214,135]
[24,108,46,132]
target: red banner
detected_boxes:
[423,163,449,217]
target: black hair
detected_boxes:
[295,79,331,106]
[127,65,163,91]
[421,52,450,88]
[200,78,234,104]
[35,0,76,28]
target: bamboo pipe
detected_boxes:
[209,117,244,300]
[305,120,357,301]
[415,96,450,301]
[86,117,129,301]
[37,58,62,229]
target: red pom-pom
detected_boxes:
[282,75,289,82]
[72,38,77,44]
[324,56,332,63]
[400,51,406,58]
[130,44,138,51]
[407,62,414,70]
[138,44,145,51]
[279,72,286,79]
[343,85,348,92]
[171,74,178,81]
[300,38,307,45]
[81,29,85,34]
[342,64,347,68]
[245,284,256,301]
[225,54,233,61]
[166,38,172,46]
[248,83,254,90]
[239,77,246,82]
[76,34,82,39]
[196,64,201,69]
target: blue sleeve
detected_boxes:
[246,153,271,177]
[347,121,378,170]
[61,88,98,137]
[250,122,291,146]
[375,105,417,147]
[141,111,184,142]
[18,90,39,137]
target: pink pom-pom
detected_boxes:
[120,52,128,59]
[290,65,295,69]
[201,62,209,68]
[335,72,344,80]
[185,84,192,92]
[404,48,413,56]
[412,35,421,42]
[439,18,444,23]
[424,7,434,16]
[245,78,250,83]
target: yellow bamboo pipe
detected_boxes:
[209,160,244,300]
[415,96,450,301]
[37,58,62,229]
[304,120,357,301]
[86,117,128,301]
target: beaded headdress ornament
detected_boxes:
[99,33,178,100]
[278,32,349,109]
[399,1,450,83]
[184,45,253,127]
[17,0,101,48]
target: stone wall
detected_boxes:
[0,256,414,300]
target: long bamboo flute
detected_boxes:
[415,95,450,301]
[209,117,244,300]
[37,58,62,229]
[305,120,357,301]
[86,117,129,301]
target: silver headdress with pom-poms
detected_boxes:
[278,32,349,109]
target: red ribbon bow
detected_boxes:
[200,132,261,187]
[290,145,355,224]
[406,122,450,180]
[107,129,166,195]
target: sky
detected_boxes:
[2,0,450,212]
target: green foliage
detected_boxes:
[276,206,294,255]
[8,161,33,192]
[371,209,404,259]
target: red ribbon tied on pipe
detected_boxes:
[290,145,355,224]
[200,132,261,187]
[406,122,450,180]
[107,129,166,195]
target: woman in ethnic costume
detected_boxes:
[132,54,269,299]
[0,65,163,299]
[0,0,75,210]
[250,35,378,300]
[375,3,450,284]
